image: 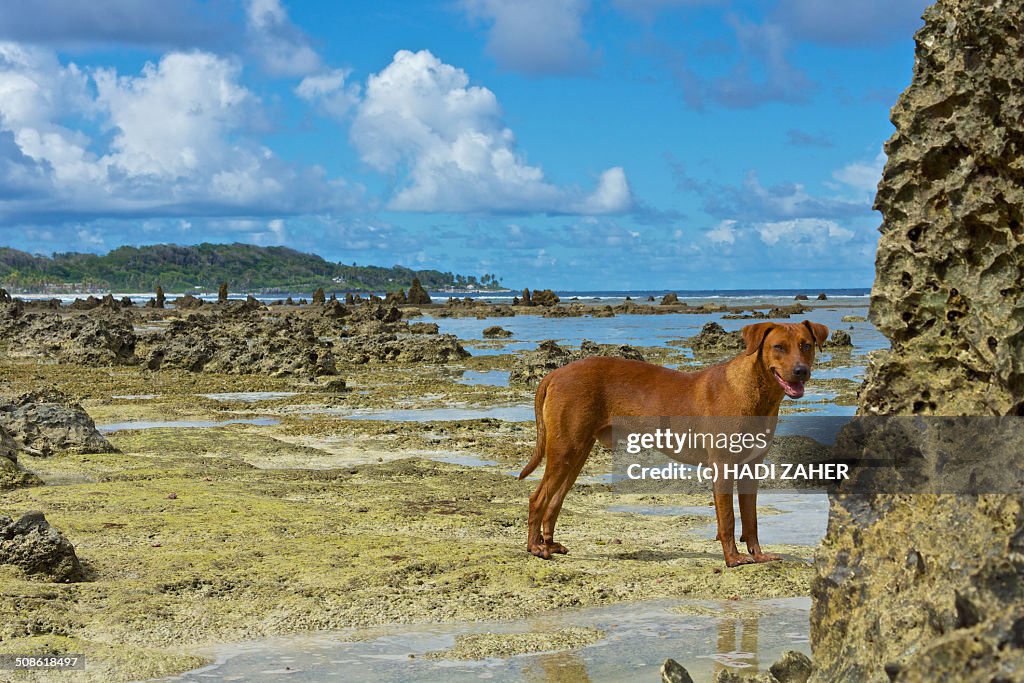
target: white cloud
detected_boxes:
[832,150,886,194]
[296,68,360,120]
[0,45,358,221]
[707,219,736,244]
[244,0,321,77]
[460,0,598,76]
[571,167,631,214]
[95,52,251,179]
[350,49,630,214]
[755,218,854,247]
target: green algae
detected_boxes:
[424,626,605,660]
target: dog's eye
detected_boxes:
[801,343,812,351]
[773,344,784,351]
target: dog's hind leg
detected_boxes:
[540,439,593,555]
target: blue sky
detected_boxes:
[0,0,928,289]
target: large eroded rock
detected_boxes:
[0,512,84,582]
[0,389,114,456]
[811,2,1024,680]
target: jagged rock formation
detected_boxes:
[146,314,337,378]
[0,512,83,582]
[531,289,560,307]
[660,292,680,305]
[811,2,1024,680]
[509,340,645,387]
[334,333,469,364]
[0,389,115,456]
[823,330,853,348]
[483,326,513,338]
[406,278,432,305]
[312,287,326,305]
[684,322,744,355]
[0,425,41,491]
[0,307,137,366]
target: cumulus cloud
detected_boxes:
[295,68,361,120]
[831,151,886,194]
[350,49,631,215]
[460,0,599,76]
[94,52,252,179]
[706,219,736,244]
[0,44,358,222]
[755,217,853,247]
[244,0,321,77]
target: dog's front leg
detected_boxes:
[738,484,781,563]
[713,476,754,567]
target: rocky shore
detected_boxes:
[0,284,868,681]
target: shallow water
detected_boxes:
[456,370,511,387]
[97,417,281,432]
[163,597,811,683]
[199,392,299,402]
[307,405,535,423]
[610,494,830,548]
[430,305,885,353]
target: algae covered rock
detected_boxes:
[147,314,338,378]
[483,325,513,338]
[684,322,744,355]
[509,339,645,387]
[0,389,115,456]
[811,2,1024,680]
[0,512,84,582]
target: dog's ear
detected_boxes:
[741,322,776,356]
[802,320,829,350]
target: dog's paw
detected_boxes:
[725,553,755,567]
[751,552,781,563]
[527,544,552,560]
[545,541,569,555]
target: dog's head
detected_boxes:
[741,320,829,399]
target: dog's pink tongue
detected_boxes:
[776,375,805,398]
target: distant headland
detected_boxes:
[0,243,503,294]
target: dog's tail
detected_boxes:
[518,375,550,480]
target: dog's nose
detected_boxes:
[793,364,810,380]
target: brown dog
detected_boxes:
[519,320,828,567]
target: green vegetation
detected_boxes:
[0,243,502,293]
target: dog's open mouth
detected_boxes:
[772,369,805,399]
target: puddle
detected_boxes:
[344,406,534,422]
[97,418,281,433]
[199,392,299,402]
[164,597,810,683]
[293,405,535,423]
[609,493,829,548]
[811,366,865,381]
[427,453,499,467]
[456,370,511,387]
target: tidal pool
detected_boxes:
[163,597,811,683]
[97,417,281,432]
